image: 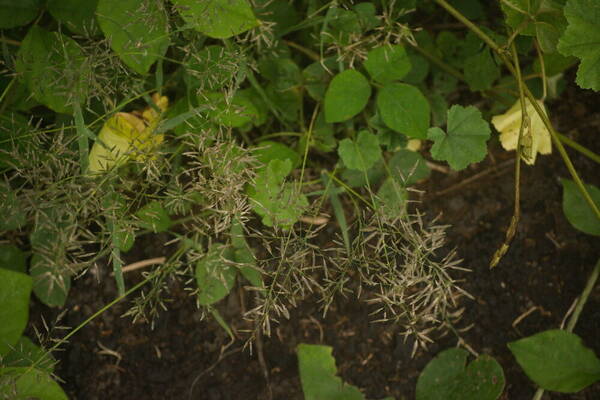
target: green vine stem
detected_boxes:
[434,0,600,221]
[532,258,600,400]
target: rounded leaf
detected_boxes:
[324,70,371,123]
[338,130,381,172]
[195,244,237,305]
[0,0,41,28]
[561,179,600,236]
[377,83,430,139]
[364,45,411,84]
[0,269,32,356]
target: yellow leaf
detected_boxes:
[492,98,552,165]
[88,94,168,174]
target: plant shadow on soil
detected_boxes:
[27,84,599,400]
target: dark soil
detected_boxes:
[28,85,599,400]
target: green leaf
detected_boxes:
[247,159,308,229]
[560,179,600,235]
[2,336,55,373]
[0,367,67,400]
[508,329,600,392]
[337,130,381,172]
[259,57,302,91]
[204,91,259,128]
[255,0,300,37]
[324,70,371,123]
[376,178,408,219]
[0,0,41,28]
[195,243,237,305]
[16,26,90,113]
[364,45,412,84]
[427,105,490,171]
[297,344,365,400]
[0,183,26,231]
[377,83,430,139]
[341,160,386,188]
[135,201,173,233]
[253,141,301,171]
[417,348,504,400]
[47,0,99,35]
[0,269,32,356]
[230,221,263,288]
[388,149,431,185]
[303,59,336,101]
[416,348,469,400]
[463,48,501,91]
[557,0,600,90]
[172,0,259,39]
[30,254,71,308]
[97,0,169,75]
[0,245,26,274]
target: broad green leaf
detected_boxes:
[417,348,504,400]
[377,83,430,139]
[30,254,71,308]
[204,91,259,128]
[259,57,302,91]
[0,183,26,231]
[97,0,169,75]
[172,0,259,39]
[0,245,26,274]
[135,200,173,233]
[342,160,386,188]
[501,0,566,53]
[427,105,490,171]
[230,221,263,288]
[195,244,237,305]
[2,336,55,373]
[322,7,362,45]
[337,130,381,172]
[0,269,32,356]
[388,149,430,185]
[557,0,600,90]
[16,26,90,113]
[508,329,600,392]
[297,344,365,400]
[416,348,469,400]
[0,367,67,400]
[463,48,500,91]
[459,355,505,400]
[324,70,371,123]
[255,0,300,37]
[403,50,430,84]
[247,159,308,229]
[376,178,408,219]
[185,45,241,92]
[353,2,379,31]
[303,59,336,101]
[560,179,600,235]
[364,45,411,84]
[47,0,99,35]
[0,0,41,28]
[253,141,301,171]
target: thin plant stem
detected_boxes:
[434,0,600,221]
[556,133,600,164]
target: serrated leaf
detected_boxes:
[0,245,26,274]
[508,329,600,392]
[324,70,371,123]
[247,159,308,229]
[16,26,90,113]
[427,105,490,171]
[0,367,67,400]
[338,130,381,172]
[0,269,32,356]
[560,179,600,235]
[377,83,430,139]
[135,200,172,233]
[463,48,500,91]
[30,254,71,308]
[195,244,237,305]
[0,0,41,28]
[253,141,301,171]
[364,45,411,84]
[297,344,365,400]
[97,0,169,75]
[557,0,600,90]
[173,0,259,39]
[47,0,99,35]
